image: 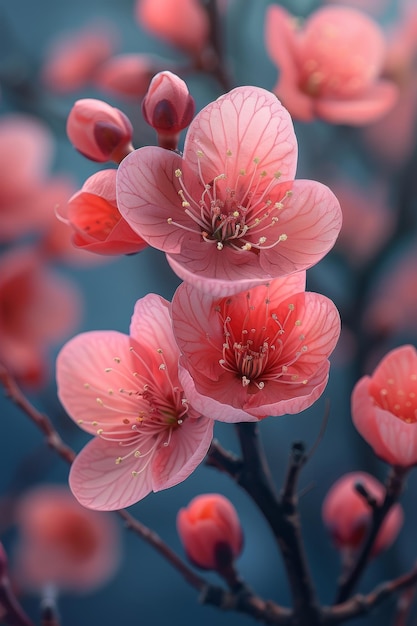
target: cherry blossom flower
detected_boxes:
[56,294,214,510]
[117,86,342,296]
[265,6,398,125]
[322,472,403,556]
[352,345,417,467]
[177,493,243,571]
[62,170,148,256]
[171,274,341,422]
[14,485,121,592]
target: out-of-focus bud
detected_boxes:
[63,169,148,255]
[142,71,195,150]
[94,53,156,100]
[177,494,243,573]
[322,472,403,557]
[66,99,134,163]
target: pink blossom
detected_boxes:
[117,86,342,296]
[322,472,403,556]
[94,54,155,99]
[0,246,82,388]
[67,99,134,163]
[352,345,417,467]
[14,485,121,592]
[265,6,398,125]
[56,294,214,510]
[177,493,243,571]
[135,0,209,56]
[171,274,341,422]
[62,170,148,256]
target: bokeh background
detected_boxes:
[1,0,417,624]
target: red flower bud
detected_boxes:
[142,71,195,148]
[67,99,133,163]
[177,494,243,572]
[322,472,403,556]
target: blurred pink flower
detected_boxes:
[265,6,398,125]
[135,0,209,56]
[62,170,148,256]
[56,294,214,511]
[322,472,403,556]
[323,0,389,15]
[171,274,341,422]
[177,493,243,571]
[117,86,342,296]
[352,345,417,467]
[0,246,82,388]
[41,24,116,93]
[15,485,120,592]
[93,53,155,100]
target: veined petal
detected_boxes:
[69,438,153,510]
[351,376,392,460]
[152,415,214,491]
[184,86,298,187]
[261,179,342,275]
[374,410,417,466]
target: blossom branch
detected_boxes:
[0,544,34,626]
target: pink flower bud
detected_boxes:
[322,472,403,556]
[66,99,133,163]
[177,494,243,572]
[142,71,195,148]
[94,53,156,100]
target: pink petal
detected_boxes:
[152,416,214,490]
[351,376,392,461]
[69,438,153,510]
[184,85,298,186]
[261,180,342,276]
[315,81,399,125]
[374,411,417,467]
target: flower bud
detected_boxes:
[322,472,403,557]
[142,71,195,149]
[177,494,243,572]
[67,99,133,163]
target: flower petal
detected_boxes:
[374,410,417,466]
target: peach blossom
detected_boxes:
[117,86,342,297]
[41,24,116,93]
[352,345,417,466]
[94,54,155,99]
[14,485,120,592]
[63,170,148,256]
[265,6,398,125]
[135,0,209,56]
[177,494,243,571]
[67,99,133,163]
[56,294,214,511]
[0,246,82,388]
[322,472,403,556]
[171,274,341,422]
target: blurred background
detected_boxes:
[1,0,417,624]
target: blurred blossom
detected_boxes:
[93,54,156,100]
[323,0,390,15]
[177,493,243,572]
[135,0,209,57]
[322,472,403,556]
[56,294,214,511]
[352,345,417,467]
[41,24,117,93]
[265,5,398,125]
[63,170,148,256]
[117,86,342,296]
[171,274,341,422]
[0,246,82,388]
[66,99,134,163]
[14,485,121,593]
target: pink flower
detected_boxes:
[94,54,155,99]
[177,493,243,571]
[56,294,214,510]
[322,472,403,556]
[0,246,82,388]
[135,0,209,56]
[67,99,134,163]
[171,274,341,422]
[352,345,417,467]
[62,169,148,256]
[265,6,398,125]
[14,485,121,592]
[117,86,342,296]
